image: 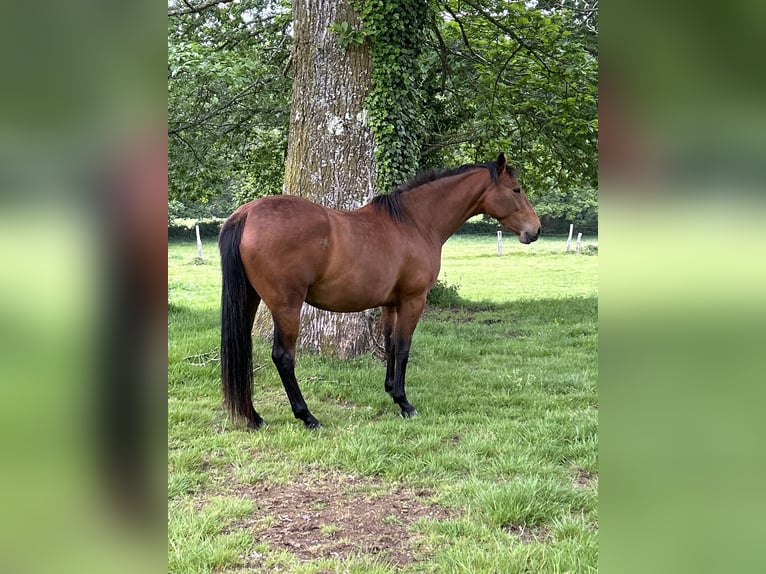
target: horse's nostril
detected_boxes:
[536,226,541,237]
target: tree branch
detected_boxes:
[443,3,489,66]
[459,0,553,75]
[431,21,450,93]
[168,79,265,135]
[171,132,205,166]
[489,45,523,119]
[421,132,483,154]
[168,0,237,17]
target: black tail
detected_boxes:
[219,212,260,427]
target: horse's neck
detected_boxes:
[407,171,488,244]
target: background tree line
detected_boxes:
[168,0,597,234]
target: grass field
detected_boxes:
[168,234,598,573]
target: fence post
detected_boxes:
[497,230,503,256]
[565,224,574,251]
[196,224,204,261]
[575,232,583,253]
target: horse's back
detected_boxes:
[236,196,333,303]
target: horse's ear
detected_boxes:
[496,152,507,172]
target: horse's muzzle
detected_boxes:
[520,226,541,244]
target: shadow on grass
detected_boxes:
[426,294,598,318]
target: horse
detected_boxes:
[219,153,541,429]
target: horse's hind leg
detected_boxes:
[381,305,397,395]
[270,305,321,429]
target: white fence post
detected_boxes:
[196,225,204,261]
[575,232,583,253]
[497,230,503,256]
[565,223,574,252]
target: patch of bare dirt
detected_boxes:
[229,470,453,567]
[503,523,554,544]
[572,467,597,489]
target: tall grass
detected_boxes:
[168,234,598,573]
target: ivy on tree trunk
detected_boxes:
[361,0,433,193]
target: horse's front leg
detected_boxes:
[381,305,397,395]
[271,305,321,429]
[390,296,427,418]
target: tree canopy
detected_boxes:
[419,0,597,193]
[168,0,598,229]
[168,0,291,209]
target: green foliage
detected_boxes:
[534,186,598,233]
[328,20,369,48]
[418,1,598,194]
[359,0,434,192]
[426,278,463,307]
[457,216,502,235]
[168,0,291,204]
[168,219,223,240]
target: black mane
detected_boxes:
[370,160,516,223]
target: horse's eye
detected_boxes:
[512,187,521,194]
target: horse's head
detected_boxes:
[484,153,541,244]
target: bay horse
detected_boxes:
[219,153,541,429]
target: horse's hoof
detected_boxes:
[247,409,264,430]
[401,407,418,418]
[247,417,264,430]
[304,417,322,430]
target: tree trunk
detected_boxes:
[254,0,380,358]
